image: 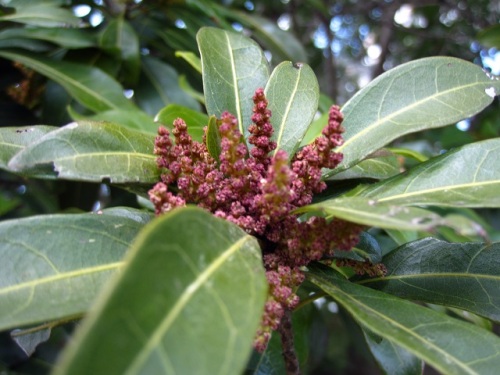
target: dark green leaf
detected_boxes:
[0,208,148,330]
[155,104,208,142]
[307,263,500,375]
[358,139,500,207]
[335,232,382,263]
[99,17,140,85]
[8,121,160,184]
[54,207,267,375]
[197,27,269,137]
[206,115,222,161]
[0,125,57,169]
[0,3,81,27]
[328,151,400,181]
[363,330,423,375]
[332,57,500,174]
[265,62,319,158]
[136,56,200,116]
[359,238,500,323]
[0,27,96,49]
[0,50,134,113]
[477,24,500,49]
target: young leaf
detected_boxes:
[175,51,202,74]
[307,263,500,375]
[331,57,500,174]
[0,27,96,49]
[54,207,267,375]
[0,50,134,113]
[197,27,270,137]
[155,104,208,142]
[265,62,319,157]
[0,208,150,331]
[8,121,160,184]
[0,126,57,169]
[206,116,222,161]
[357,138,500,207]
[359,238,500,323]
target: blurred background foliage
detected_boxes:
[0,0,499,373]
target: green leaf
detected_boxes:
[8,121,160,184]
[0,3,81,27]
[68,107,158,134]
[300,110,328,147]
[477,24,500,49]
[136,56,200,116]
[99,17,140,85]
[0,208,149,331]
[332,57,500,174]
[335,232,382,263]
[297,197,443,231]
[307,263,500,375]
[197,27,270,137]
[175,50,202,74]
[54,207,267,375]
[0,50,134,113]
[206,116,222,161]
[0,27,96,49]
[265,62,319,157]
[359,238,500,323]
[0,125,57,169]
[357,139,500,207]
[363,330,423,375]
[155,104,208,143]
[328,151,400,181]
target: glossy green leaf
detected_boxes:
[175,51,202,74]
[0,50,134,113]
[357,138,500,207]
[328,151,400,181]
[297,197,443,231]
[335,232,382,263]
[8,121,160,184]
[0,208,150,331]
[307,263,500,375]
[155,104,208,142]
[332,57,500,174]
[0,27,96,49]
[197,27,270,137]
[359,238,500,323]
[0,3,81,27]
[363,330,423,375]
[136,56,200,116]
[265,62,319,157]
[54,207,267,375]
[206,116,222,161]
[0,125,57,169]
[99,17,140,85]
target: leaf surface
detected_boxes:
[54,207,267,375]
[359,238,500,323]
[307,263,500,375]
[197,27,269,137]
[0,3,80,27]
[8,121,160,184]
[357,138,500,207]
[0,50,134,113]
[0,208,149,330]
[332,57,500,174]
[265,62,319,157]
[155,104,208,142]
[0,126,57,169]
[0,27,96,48]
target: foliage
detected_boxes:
[1,1,500,374]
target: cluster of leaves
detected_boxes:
[2,1,500,374]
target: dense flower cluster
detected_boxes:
[149,88,364,351]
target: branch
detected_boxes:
[278,309,300,375]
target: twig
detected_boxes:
[278,309,301,375]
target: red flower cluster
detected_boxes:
[149,88,362,351]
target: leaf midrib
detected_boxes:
[314,275,479,375]
[225,33,243,135]
[358,272,500,285]
[124,235,253,375]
